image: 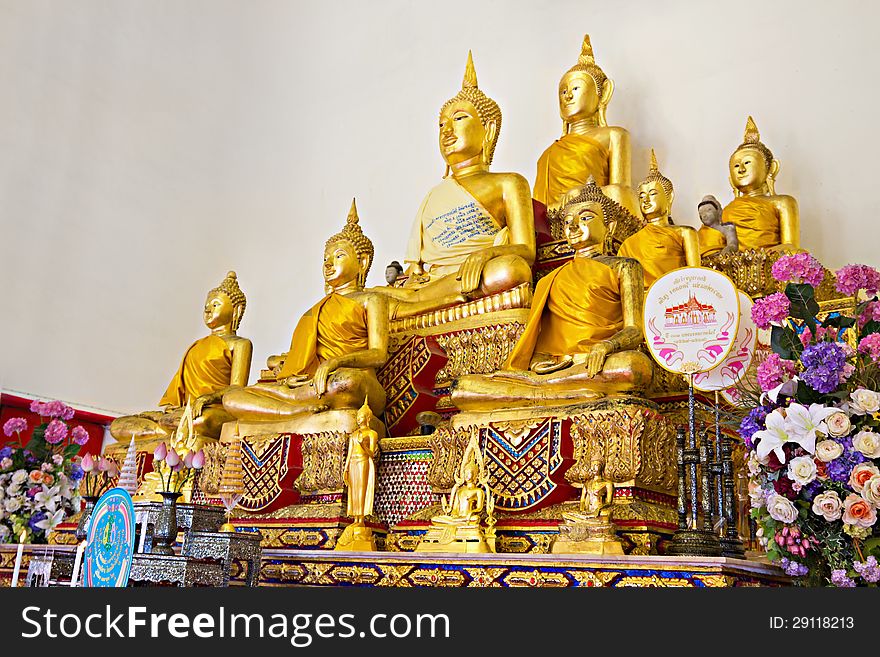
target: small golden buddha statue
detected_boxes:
[720,116,799,251]
[535,34,638,216]
[109,271,252,446]
[221,200,388,423]
[452,180,653,411]
[416,434,495,554]
[617,149,699,287]
[336,400,380,551]
[387,52,535,317]
[697,194,738,257]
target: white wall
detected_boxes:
[2,0,878,414]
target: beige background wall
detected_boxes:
[2,0,877,414]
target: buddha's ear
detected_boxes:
[232,305,244,330]
[667,189,675,210]
[359,255,370,274]
[600,78,614,106]
[769,159,780,179]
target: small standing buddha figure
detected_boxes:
[336,400,380,551]
[711,116,800,253]
[109,271,252,447]
[452,180,653,411]
[387,51,535,318]
[535,34,638,216]
[221,200,388,424]
[617,150,700,288]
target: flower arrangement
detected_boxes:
[744,255,880,585]
[151,442,205,494]
[0,400,86,543]
[78,453,120,499]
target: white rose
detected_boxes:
[747,452,762,477]
[853,431,880,458]
[748,480,766,508]
[815,440,844,462]
[811,490,843,521]
[788,456,818,486]
[767,493,799,524]
[825,411,852,437]
[11,470,27,485]
[4,497,22,513]
[850,389,880,415]
[863,475,880,507]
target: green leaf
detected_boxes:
[786,283,821,321]
[862,321,880,339]
[820,314,856,330]
[795,383,820,405]
[771,325,802,360]
[63,444,81,459]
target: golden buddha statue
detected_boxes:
[534,34,638,216]
[617,150,699,287]
[221,200,388,424]
[720,116,799,251]
[697,194,738,258]
[109,271,252,447]
[416,433,495,553]
[336,400,380,551]
[387,52,535,317]
[452,180,653,411]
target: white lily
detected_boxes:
[761,377,800,405]
[34,485,61,513]
[35,508,66,533]
[784,403,838,455]
[754,409,791,463]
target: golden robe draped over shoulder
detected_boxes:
[617,223,686,288]
[505,257,623,370]
[697,225,728,258]
[534,133,609,207]
[159,334,232,407]
[277,293,369,379]
[722,196,780,250]
[344,433,376,518]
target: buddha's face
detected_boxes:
[463,463,478,484]
[563,201,605,251]
[729,148,768,193]
[698,202,722,227]
[439,99,486,166]
[323,240,361,289]
[203,291,234,330]
[638,181,669,221]
[385,265,401,285]
[356,407,371,427]
[558,71,599,123]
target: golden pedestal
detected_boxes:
[551,516,625,555]
[335,524,377,552]
[415,523,494,554]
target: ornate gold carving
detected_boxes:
[409,568,467,587]
[569,570,620,587]
[197,440,226,495]
[616,575,694,587]
[694,574,737,587]
[435,323,527,382]
[463,567,506,587]
[295,431,347,494]
[426,427,471,492]
[379,436,433,452]
[503,569,569,587]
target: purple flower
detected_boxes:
[780,558,809,577]
[853,556,880,583]
[835,264,880,297]
[43,419,68,445]
[3,417,27,437]
[26,486,40,499]
[751,293,791,330]
[68,463,84,481]
[70,426,89,446]
[740,404,773,448]
[756,354,798,392]
[0,446,12,460]
[826,436,866,483]
[29,400,48,416]
[27,512,46,532]
[830,569,856,587]
[772,253,825,287]
[858,334,880,363]
[800,342,847,394]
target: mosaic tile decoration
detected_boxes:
[375,449,435,526]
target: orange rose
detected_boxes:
[850,463,880,493]
[28,470,43,483]
[843,493,878,528]
[41,473,54,486]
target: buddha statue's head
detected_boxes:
[562,177,633,254]
[559,34,614,132]
[729,116,779,196]
[356,398,373,428]
[462,461,479,484]
[204,271,246,333]
[587,451,606,479]
[439,51,502,172]
[697,195,723,227]
[638,149,674,223]
[324,199,375,291]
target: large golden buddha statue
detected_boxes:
[712,116,800,252]
[389,52,535,317]
[617,150,699,287]
[452,180,653,410]
[221,201,388,423]
[534,35,638,215]
[109,271,252,446]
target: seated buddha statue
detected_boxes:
[720,116,799,251]
[384,52,535,318]
[221,200,388,423]
[697,194,738,258]
[617,149,699,287]
[109,271,252,445]
[452,180,653,411]
[534,34,639,216]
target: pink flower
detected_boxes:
[81,453,95,473]
[751,292,791,330]
[192,449,205,470]
[3,417,27,437]
[29,400,48,416]
[105,459,119,478]
[43,419,68,445]
[45,400,74,420]
[835,264,880,297]
[153,442,167,462]
[165,449,180,468]
[858,301,880,330]
[757,353,798,392]
[859,334,880,363]
[799,326,812,348]
[183,452,193,469]
[70,426,89,446]
[772,253,825,287]
[0,457,11,469]
[97,456,111,472]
